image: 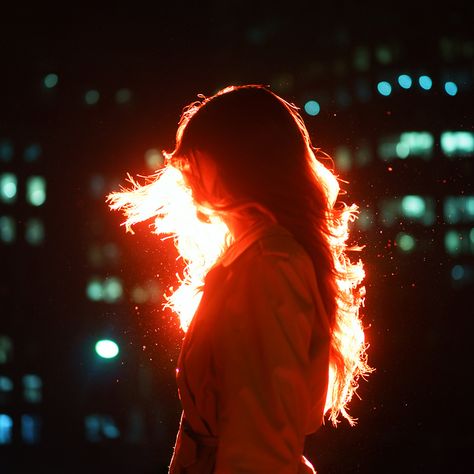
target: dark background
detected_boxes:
[1,3,473,473]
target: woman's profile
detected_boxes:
[107,84,372,473]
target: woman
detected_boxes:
[108,85,372,473]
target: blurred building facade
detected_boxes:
[1,13,473,473]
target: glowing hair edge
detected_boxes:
[107,85,373,427]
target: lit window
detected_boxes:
[85,90,100,105]
[398,74,413,89]
[102,277,123,303]
[418,75,432,90]
[26,176,46,206]
[0,216,15,243]
[0,336,13,364]
[395,232,416,252]
[85,414,120,442]
[450,264,473,288]
[145,149,164,170]
[444,196,474,224]
[23,374,42,403]
[86,276,123,302]
[145,279,161,304]
[23,143,42,162]
[0,414,13,444]
[0,139,14,162]
[0,376,13,404]
[375,45,392,64]
[377,81,392,96]
[0,173,17,203]
[115,88,132,104]
[21,414,41,444]
[88,243,120,267]
[444,81,458,96]
[86,277,103,301]
[95,339,120,359]
[353,46,370,71]
[304,100,320,116]
[25,218,45,245]
[43,73,58,89]
[445,229,474,256]
[131,286,148,304]
[380,196,435,226]
[378,132,434,161]
[334,146,351,172]
[440,131,474,157]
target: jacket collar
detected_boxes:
[217,219,292,268]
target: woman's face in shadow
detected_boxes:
[193,151,219,197]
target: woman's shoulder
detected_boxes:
[257,226,309,260]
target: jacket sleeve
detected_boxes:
[212,251,324,474]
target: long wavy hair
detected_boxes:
[108,84,372,426]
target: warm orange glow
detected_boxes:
[107,165,231,331]
[108,157,371,426]
[107,85,372,427]
[307,149,371,425]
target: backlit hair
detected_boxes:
[108,84,373,426]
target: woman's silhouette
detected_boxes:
[108,84,372,473]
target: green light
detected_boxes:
[26,176,46,206]
[85,90,100,105]
[377,81,392,96]
[0,173,17,203]
[115,88,132,104]
[353,47,370,71]
[396,232,416,252]
[444,81,458,96]
[398,132,434,159]
[304,100,320,116]
[441,131,474,157]
[334,146,351,171]
[375,46,392,64]
[102,277,123,303]
[95,340,119,359]
[23,374,42,403]
[25,218,45,245]
[0,336,13,364]
[0,376,13,391]
[401,195,426,218]
[86,279,103,301]
[43,73,58,89]
[395,143,410,159]
[444,196,474,224]
[418,75,432,90]
[445,230,461,255]
[0,216,15,243]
